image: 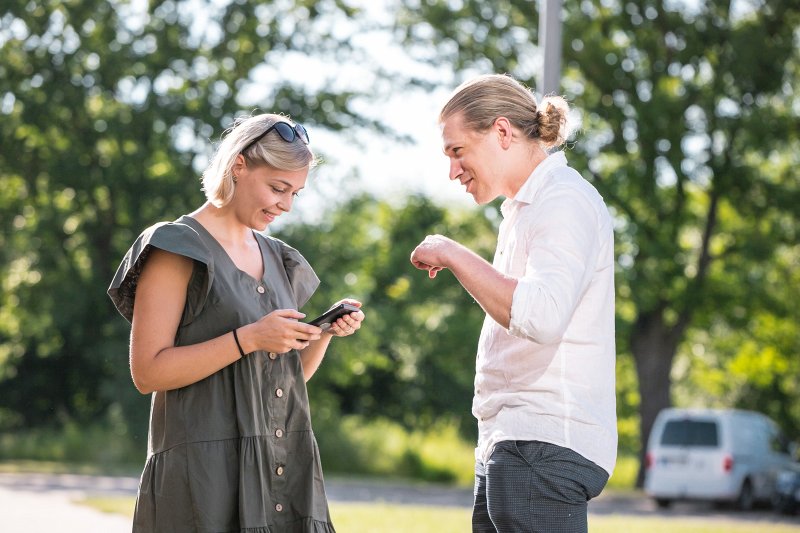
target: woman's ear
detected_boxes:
[232,153,247,178]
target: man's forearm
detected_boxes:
[446,244,517,329]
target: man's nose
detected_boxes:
[448,158,462,181]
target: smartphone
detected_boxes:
[306,303,361,331]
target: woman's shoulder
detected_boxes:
[135,217,212,264]
[107,217,215,323]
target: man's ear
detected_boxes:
[493,117,514,149]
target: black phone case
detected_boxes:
[307,303,360,330]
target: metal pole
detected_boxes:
[539,0,563,95]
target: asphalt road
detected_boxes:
[0,472,798,532]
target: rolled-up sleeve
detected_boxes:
[508,187,601,344]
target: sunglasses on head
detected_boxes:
[241,121,310,154]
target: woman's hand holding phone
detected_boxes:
[307,299,364,337]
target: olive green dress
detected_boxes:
[108,215,335,533]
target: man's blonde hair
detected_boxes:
[440,74,571,148]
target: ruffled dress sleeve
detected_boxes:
[267,236,320,308]
[107,221,214,324]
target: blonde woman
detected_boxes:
[109,113,363,532]
[411,75,616,533]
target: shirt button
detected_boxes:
[268,352,277,360]
[276,466,284,476]
[275,428,284,438]
[257,286,265,294]
[275,388,284,398]
[275,503,283,512]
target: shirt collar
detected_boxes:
[501,151,568,216]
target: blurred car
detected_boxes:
[644,408,795,510]
[773,464,800,515]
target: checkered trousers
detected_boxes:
[472,440,609,533]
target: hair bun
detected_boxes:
[536,96,570,148]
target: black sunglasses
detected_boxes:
[241,121,310,154]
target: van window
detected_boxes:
[771,429,792,455]
[661,419,719,447]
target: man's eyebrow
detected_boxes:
[443,142,458,154]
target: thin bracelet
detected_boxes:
[232,328,246,358]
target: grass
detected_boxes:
[78,495,136,517]
[77,496,800,533]
[329,502,469,532]
[0,459,140,477]
[587,516,800,533]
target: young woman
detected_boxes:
[109,113,363,532]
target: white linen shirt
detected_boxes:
[473,151,618,475]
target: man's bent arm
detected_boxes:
[444,243,517,329]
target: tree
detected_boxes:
[396,0,800,484]
[674,250,800,436]
[0,0,379,434]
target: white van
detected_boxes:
[644,407,796,509]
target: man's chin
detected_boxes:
[471,192,492,205]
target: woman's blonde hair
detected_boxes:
[201,113,316,207]
[439,74,571,148]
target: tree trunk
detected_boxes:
[630,310,680,488]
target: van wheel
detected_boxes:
[735,479,754,511]
[655,498,672,509]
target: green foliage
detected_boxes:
[315,414,475,486]
[607,454,638,490]
[279,194,497,439]
[0,0,375,430]
[615,351,642,456]
[0,404,143,469]
[674,308,800,440]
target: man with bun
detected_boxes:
[411,74,617,533]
